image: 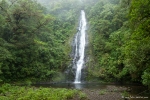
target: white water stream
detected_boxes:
[74,10,87,83]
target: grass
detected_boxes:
[0,83,79,100]
[99,89,107,95]
[79,92,87,100]
[121,91,129,97]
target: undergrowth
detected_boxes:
[0,83,79,100]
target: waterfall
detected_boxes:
[73,10,87,83]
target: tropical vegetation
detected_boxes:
[0,0,150,98]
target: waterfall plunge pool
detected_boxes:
[32,82,149,100]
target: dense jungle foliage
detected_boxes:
[0,0,81,82]
[0,0,150,89]
[86,0,150,88]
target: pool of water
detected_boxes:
[33,82,149,100]
[34,82,108,89]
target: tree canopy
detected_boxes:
[0,0,150,88]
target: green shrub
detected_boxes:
[0,84,79,100]
[79,92,87,100]
[121,91,129,97]
[99,89,107,95]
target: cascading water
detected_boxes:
[73,10,87,83]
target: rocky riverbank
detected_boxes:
[71,85,132,100]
